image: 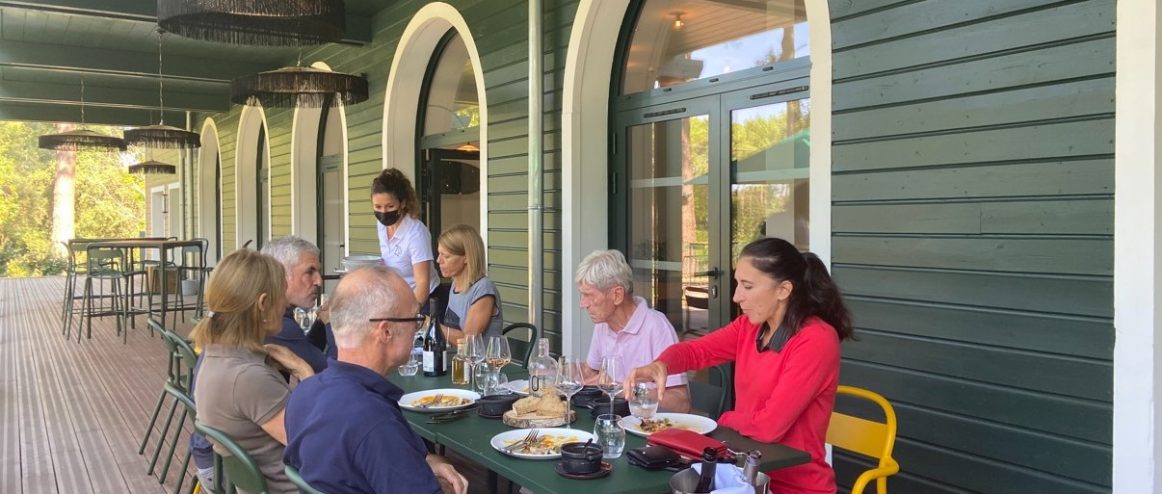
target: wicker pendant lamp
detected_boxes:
[231,64,368,108]
[127,160,177,175]
[157,0,346,46]
[38,78,126,151]
[123,31,200,149]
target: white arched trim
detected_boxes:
[383,1,489,247]
[291,61,350,254]
[234,104,270,249]
[197,118,223,264]
[560,0,834,357]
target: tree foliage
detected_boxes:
[0,122,145,276]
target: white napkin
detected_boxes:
[690,463,753,494]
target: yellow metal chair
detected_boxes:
[826,385,900,494]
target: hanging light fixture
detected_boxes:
[157,0,346,46]
[127,160,177,175]
[38,77,127,151]
[124,30,201,149]
[231,65,368,108]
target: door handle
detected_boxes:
[695,267,723,279]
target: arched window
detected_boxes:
[417,30,482,246]
[612,0,811,334]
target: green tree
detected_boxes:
[0,122,145,276]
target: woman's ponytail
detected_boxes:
[800,252,854,341]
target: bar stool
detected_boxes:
[61,239,90,338]
[78,244,132,342]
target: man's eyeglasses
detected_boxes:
[369,314,430,331]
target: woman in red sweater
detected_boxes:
[626,237,854,494]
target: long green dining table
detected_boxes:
[390,369,810,494]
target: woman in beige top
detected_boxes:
[191,249,314,494]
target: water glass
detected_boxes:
[398,343,422,376]
[630,382,659,419]
[593,413,626,459]
[474,364,491,394]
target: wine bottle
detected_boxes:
[422,325,436,376]
[424,299,448,377]
[694,447,718,493]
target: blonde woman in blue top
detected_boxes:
[436,225,503,344]
[371,168,440,309]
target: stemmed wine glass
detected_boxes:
[485,336,512,394]
[464,333,486,390]
[556,356,585,429]
[597,355,623,416]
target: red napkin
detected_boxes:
[646,428,735,462]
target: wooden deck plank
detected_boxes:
[1,276,183,494]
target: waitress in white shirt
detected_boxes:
[370,168,441,311]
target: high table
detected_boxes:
[391,369,810,494]
[85,238,206,331]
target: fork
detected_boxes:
[503,429,540,453]
[419,394,445,409]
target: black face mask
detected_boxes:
[375,210,401,227]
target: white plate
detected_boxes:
[505,379,531,395]
[399,389,480,413]
[619,413,718,437]
[489,428,594,460]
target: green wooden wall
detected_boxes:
[828,0,1114,492]
[189,0,574,349]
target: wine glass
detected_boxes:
[464,333,486,390]
[556,356,585,429]
[486,336,512,392]
[597,355,623,416]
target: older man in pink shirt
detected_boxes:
[577,250,690,412]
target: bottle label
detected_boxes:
[423,351,435,372]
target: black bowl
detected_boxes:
[571,387,603,407]
[587,396,630,418]
[477,394,520,417]
[559,442,603,474]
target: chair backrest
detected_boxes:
[284,464,326,494]
[501,322,540,368]
[155,321,199,389]
[688,364,728,420]
[194,421,270,494]
[826,385,900,494]
[86,245,128,274]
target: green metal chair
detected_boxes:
[139,319,201,493]
[689,364,729,420]
[284,464,326,494]
[78,244,132,342]
[195,421,270,494]
[501,322,541,368]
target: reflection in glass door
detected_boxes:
[617,88,810,335]
[622,106,720,335]
[729,98,811,259]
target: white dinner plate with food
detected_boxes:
[619,413,717,437]
[490,428,594,460]
[505,379,531,395]
[399,389,480,413]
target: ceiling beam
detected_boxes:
[0,0,372,45]
[0,102,188,127]
[0,79,229,113]
[0,39,273,83]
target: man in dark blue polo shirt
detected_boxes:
[262,236,334,373]
[283,265,467,494]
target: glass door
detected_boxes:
[615,98,724,335]
[615,82,810,334]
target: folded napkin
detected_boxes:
[690,463,753,494]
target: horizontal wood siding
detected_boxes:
[188,0,572,349]
[828,0,1114,492]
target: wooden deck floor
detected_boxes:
[1,276,194,494]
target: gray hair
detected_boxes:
[261,236,320,274]
[329,265,407,349]
[575,249,634,295]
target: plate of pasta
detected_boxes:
[400,389,480,412]
[490,428,594,460]
[619,413,717,437]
